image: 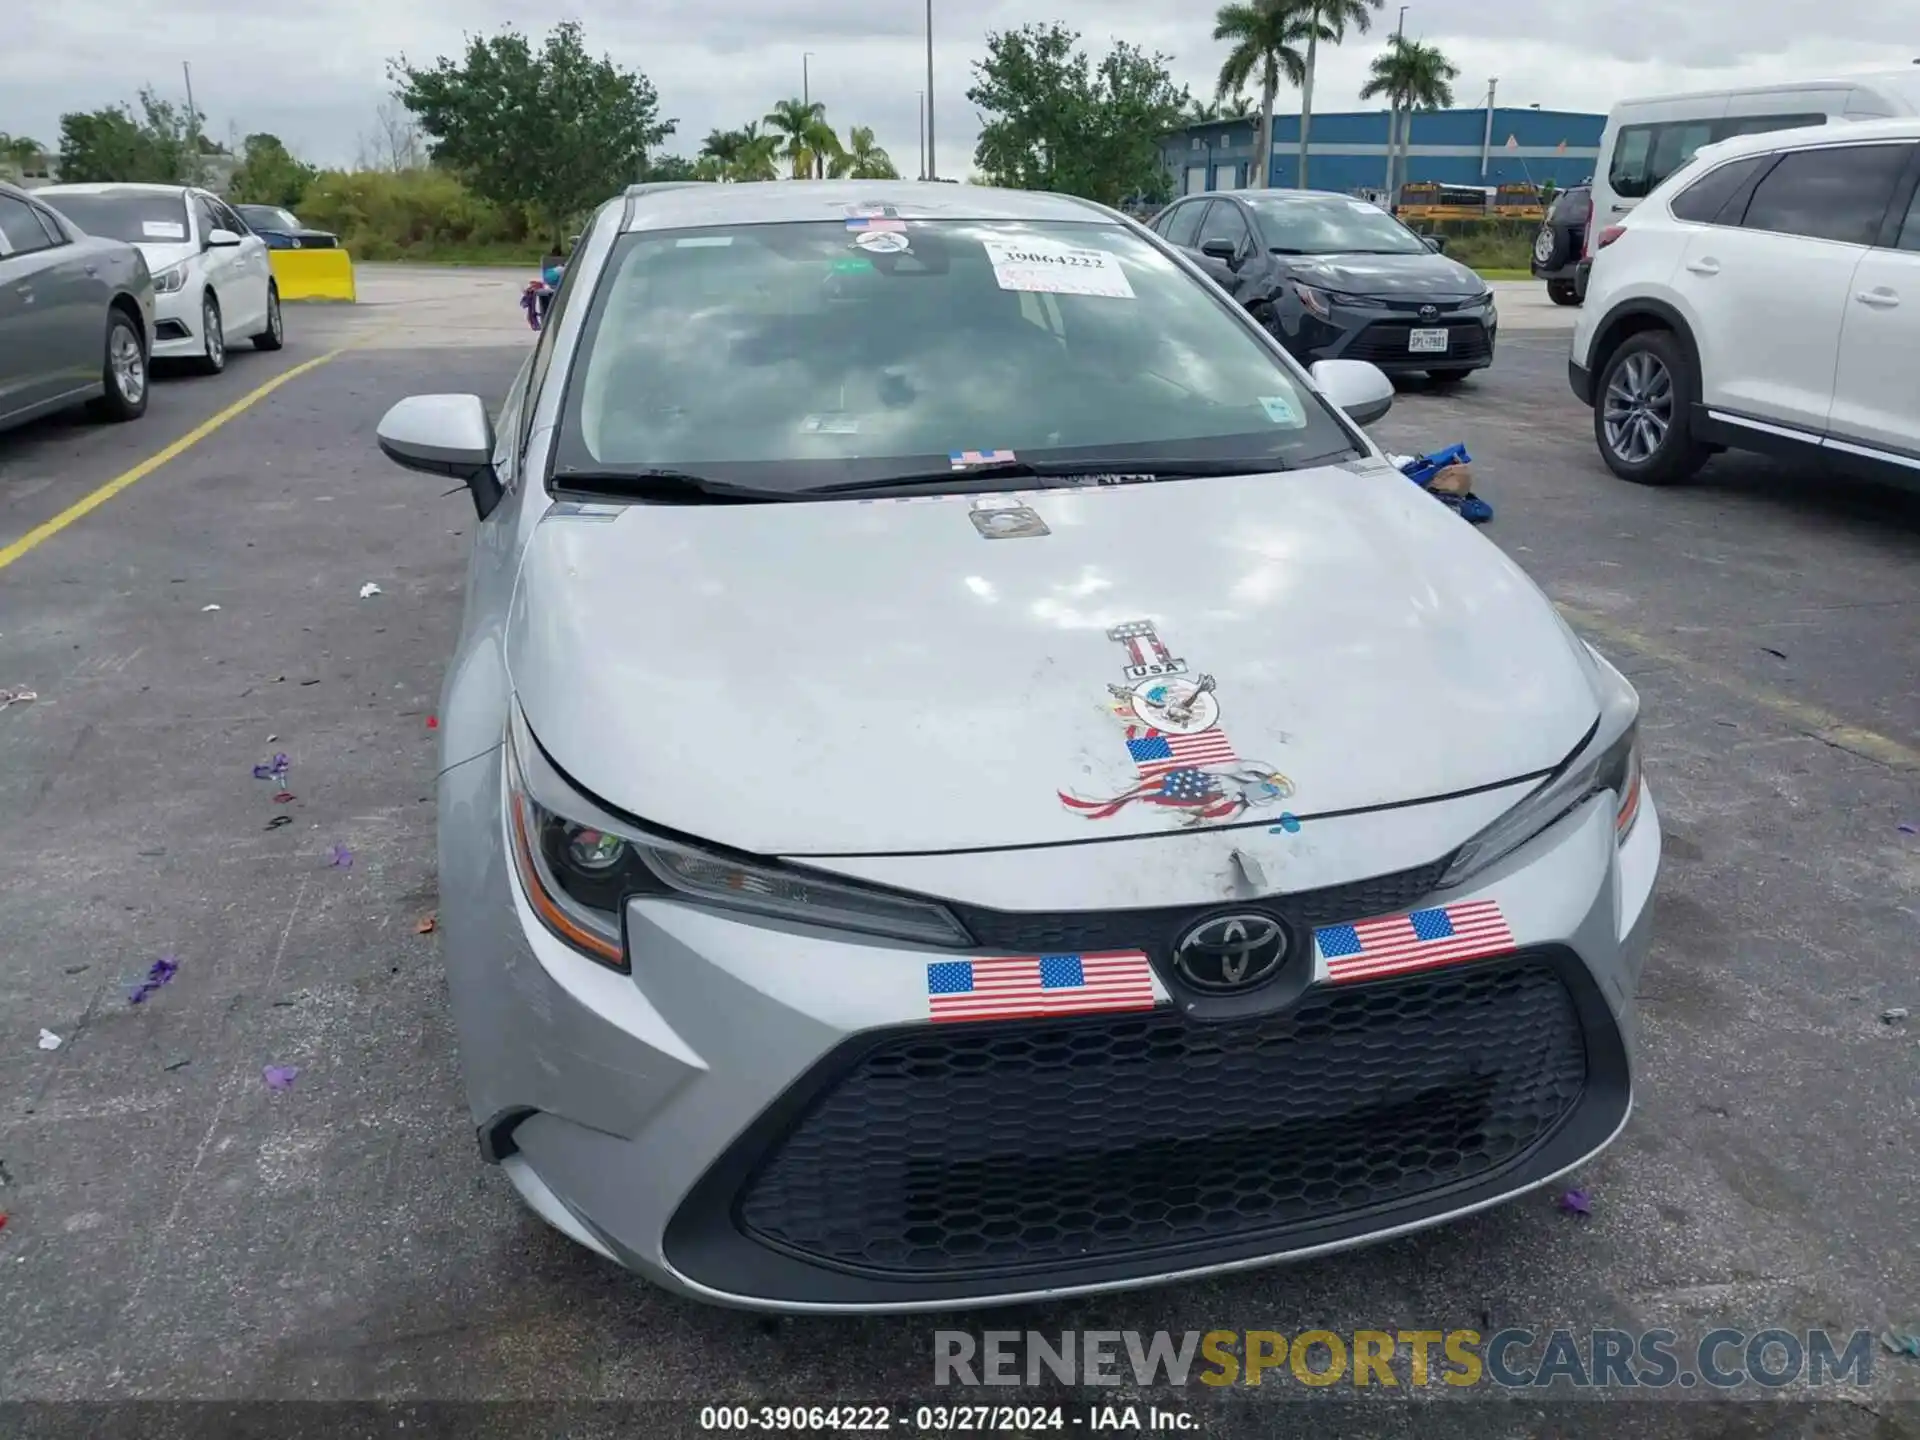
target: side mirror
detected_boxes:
[1311,359,1395,428]
[206,228,243,248]
[1422,234,1447,253]
[376,394,504,519]
[1199,238,1239,262]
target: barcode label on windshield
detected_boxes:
[982,241,1135,299]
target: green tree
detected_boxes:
[699,128,745,171]
[644,153,701,182]
[1359,35,1458,199]
[391,21,675,242]
[764,98,840,179]
[1212,2,1307,192]
[968,23,1190,206]
[228,133,319,208]
[1293,0,1381,188]
[829,126,898,179]
[0,133,48,178]
[56,88,207,185]
[1186,93,1253,123]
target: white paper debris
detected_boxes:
[358,583,382,599]
[37,1029,62,1051]
[201,604,221,612]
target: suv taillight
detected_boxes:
[1582,197,1596,259]
[1597,224,1626,250]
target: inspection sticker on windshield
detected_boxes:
[800,414,860,434]
[142,220,186,239]
[854,230,911,254]
[1259,394,1304,427]
[982,240,1135,299]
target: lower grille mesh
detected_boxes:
[738,959,1587,1278]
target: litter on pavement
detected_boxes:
[1558,1188,1592,1217]
[1394,444,1494,524]
[262,1065,300,1090]
[0,688,37,711]
[201,604,221,612]
[1884,1329,1920,1359]
[1883,1007,1910,1024]
[1900,823,1918,835]
[127,957,180,1005]
[252,753,290,782]
[359,583,382,599]
[326,843,354,868]
[415,913,438,934]
[36,1029,61,1051]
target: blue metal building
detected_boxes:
[1161,105,1604,195]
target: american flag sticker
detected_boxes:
[846,215,907,232]
[951,448,1017,470]
[1314,900,1515,983]
[926,952,1157,1023]
[1126,728,1238,777]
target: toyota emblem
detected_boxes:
[1418,303,1439,320]
[1172,913,1288,992]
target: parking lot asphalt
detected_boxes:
[1,269,1916,1437]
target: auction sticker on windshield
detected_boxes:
[983,240,1135,299]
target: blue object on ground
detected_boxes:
[1398,444,1493,525]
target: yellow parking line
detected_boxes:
[1559,602,1920,771]
[0,348,346,573]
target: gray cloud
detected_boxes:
[3,0,1913,176]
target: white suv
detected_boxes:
[1569,117,1920,487]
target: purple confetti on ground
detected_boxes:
[1900,824,1918,835]
[127,956,181,1006]
[1559,1188,1592,1217]
[253,753,290,781]
[326,843,353,869]
[262,1065,299,1091]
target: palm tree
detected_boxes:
[764,98,842,179]
[700,128,746,172]
[732,123,782,182]
[1186,93,1253,124]
[1359,36,1458,200]
[830,126,899,180]
[1212,1,1308,191]
[0,132,46,178]
[1294,0,1381,188]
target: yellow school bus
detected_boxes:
[1491,182,1547,221]
[1396,182,1491,221]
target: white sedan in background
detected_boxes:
[36,183,283,374]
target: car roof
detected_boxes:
[1689,114,1920,164]
[35,182,195,197]
[620,180,1120,233]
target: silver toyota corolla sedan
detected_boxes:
[377,181,1660,1314]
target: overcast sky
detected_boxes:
[5,0,1915,176]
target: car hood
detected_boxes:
[133,240,199,272]
[1285,250,1484,298]
[507,464,1598,856]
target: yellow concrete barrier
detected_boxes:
[269,248,356,303]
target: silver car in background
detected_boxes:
[0,179,154,433]
[377,182,1660,1313]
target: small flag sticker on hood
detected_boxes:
[926,952,1156,1023]
[1315,900,1515,983]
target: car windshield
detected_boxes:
[553,216,1355,493]
[1242,194,1429,255]
[41,191,190,244]
[239,206,301,230]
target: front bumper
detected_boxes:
[150,285,207,358]
[1270,299,1498,374]
[440,747,1658,1313]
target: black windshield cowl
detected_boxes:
[551,469,803,505]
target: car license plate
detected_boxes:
[1409,328,1450,354]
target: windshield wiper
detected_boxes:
[550,468,801,504]
[807,457,1296,496]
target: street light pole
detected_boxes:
[924,0,936,180]
[917,91,927,180]
[803,52,812,108]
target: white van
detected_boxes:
[1584,71,1920,262]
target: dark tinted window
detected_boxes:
[1160,202,1205,248]
[1611,121,1715,199]
[1740,143,1911,245]
[1669,156,1769,224]
[1716,112,1826,140]
[0,195,53,255]
[1195,200,1251,254]
[38,190,190,243]
[1896,186,1920,252]
[1243,192,1427,254]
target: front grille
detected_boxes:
[736,958,1587,1280]
[949,855,1450,955]
[1347,322,1493,365]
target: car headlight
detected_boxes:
[1438,644,1643,889]
[152,262,189,294]
[1293,281,1382,319]
[504,711,973,971]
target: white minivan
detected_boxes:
[1581,71,1920,274]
